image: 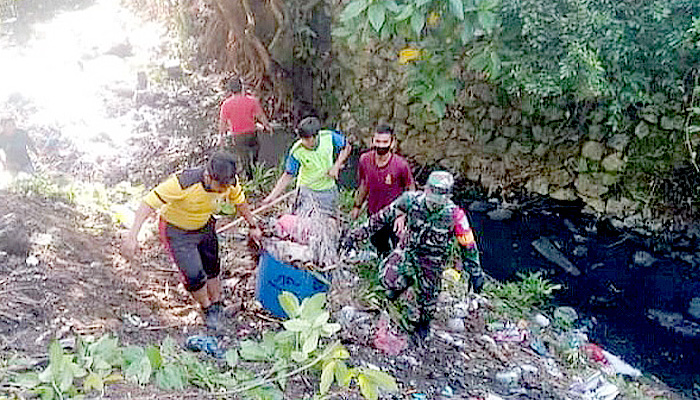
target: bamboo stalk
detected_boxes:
[216,190,294,234]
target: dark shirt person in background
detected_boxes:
[0,116,35,174]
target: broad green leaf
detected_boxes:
[83,372,104,393]
[479,0,499,11]
[278,291,300,318]
[461,22,474,44]
[477,10,496,32]
[416,0,431,6]
[690,107,700,115]
[320,361,336,394]
[340,0,368,22]
[362,369,399,392]
[121,346,145,366]
[103,373,123,384]
[329,344,350,359]
[302,330,320,354]
[332,27,353,38]
[468,48,490,71]
[321,322,341,337]
[358,374,379,400]
[411,12,426,36]
[283,318,311,332]
[449,0,464,20]
[155,364,185,390]
[490,50,501,78]
[225,349,239,368]
[13,372,41,389]
[384,0,399,13]
[125,355,151,385]
[312,311,330,328]
[432,99,446,118]
[160,336,178,358]
[48,340,63,367]
[394,4,413,21]
[239,340,269,361]
[368,3,386,32]
[291,351,308,363]
[687,126,700,133]
[300,293,326,320]
[145,345,162,370]
[334,360,351,387]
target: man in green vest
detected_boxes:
[262,116,352,216]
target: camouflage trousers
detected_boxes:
[379,248,444,325]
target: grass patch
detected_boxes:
[483,271,562,320]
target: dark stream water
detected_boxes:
[462,198,700,398]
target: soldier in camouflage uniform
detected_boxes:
[346,171,483,337]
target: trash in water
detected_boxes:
[185,335,225,359]
[583,343,607,364]
[569,372,620,400]
[440,385,454,397]
[602,349,641,377]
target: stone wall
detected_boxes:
[332,43,689,223]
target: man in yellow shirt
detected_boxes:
[122,152,261,330]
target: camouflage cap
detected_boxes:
[426,171,454,195]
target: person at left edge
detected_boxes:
[122,151,262,330]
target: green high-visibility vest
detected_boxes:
[290,130,336,191]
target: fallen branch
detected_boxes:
[216,190,294,234]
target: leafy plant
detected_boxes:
[15,339,88,400]
[278,292,341,363]
[484,271,562,319]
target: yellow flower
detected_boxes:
[427,12,440,27]
[399,48,421,64]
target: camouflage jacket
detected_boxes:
[350,191,480,268]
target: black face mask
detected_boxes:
[374,146,391,155]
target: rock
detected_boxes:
[520,364,538,374]
[447,318,466,332]
[469,201,495,213]
[487,208,513,221]
[601,153,625,172]
[483,137,509,154]
[581,141,605,160]
[635,122,650,139]
[576,174,609,197]
[588,124,603,139]
[532,237,581,276]
[549,169,572,187]
[660,115,679,131]
[647,309,700,337]
[489,106,505,121]
[607,134,630,152]
[531,125,546,142]
[633,251,656,268]
[525,176,549,196]
[503,126,518,138]
[453,302,470,318]
[689,298,700,320]
[0,213,30,256]
[508,141,527,156]
[533,143,549,157]
[393,104,409,121]
[572,245,588,257]
[550,188,577,201]
[533,314,550,327]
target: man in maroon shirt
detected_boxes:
[219,77,271,179]
[351,125,415,257]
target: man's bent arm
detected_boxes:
[128,202,156,240]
